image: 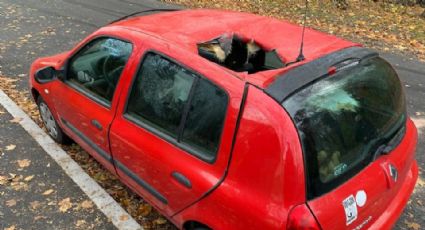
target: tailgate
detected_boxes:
[308,119,417,229]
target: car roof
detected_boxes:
[110,9,358,88]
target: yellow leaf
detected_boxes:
[42,189,54,195]
[119,215,129,221]
[17,159,31,168]
[417,177,425,187]
[80,200,93,209]
[24,175,34,181]
[405,221,421,230]
[9,117,23,123]
[6,199,17,207]
[153,217,167,225]
[58,198,72,213]
[5,144,16,151]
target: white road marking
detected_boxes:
[0,90,142,230]
[412,118,425,135]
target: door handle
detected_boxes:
[171,171,192,189]
[91,119,103,131]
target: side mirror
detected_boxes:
[35,66,57,83]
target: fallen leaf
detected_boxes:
[137,203,152,217]
[405,221,421,230]
[0,175,7,185]
[42,189,54,195]
[6,199,17,207]
[9,117,22,123]
[30,200,41,210]
[24,175,35,181]
[76,220,86,227]
[5,144,16,151]
[5,225,16,230]
[17,159,31,168]
[80,200,93,209]
[119,215,129,221]
[417,177,425,187]
[153,217,167,225]
[34,215,46,221]
[58,198,72,213]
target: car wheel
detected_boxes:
[37,96,70,144]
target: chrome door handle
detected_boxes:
[91,119,103,131]
[171,171,192,189]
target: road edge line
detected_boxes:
[0,89,142,230]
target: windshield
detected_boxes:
[283,56,406,199]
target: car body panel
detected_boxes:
[172,85,306,229]
[109,32,246,216]
[111,9,358,88]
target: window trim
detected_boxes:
[63,35,134,109]
[123,50,230,164]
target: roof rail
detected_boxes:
[107,8,181,25]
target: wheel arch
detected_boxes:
[31,87,40,102]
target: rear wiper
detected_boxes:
[372,126,406,160]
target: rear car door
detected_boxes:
[53,36,134,171]
[283,56,418,229]
[109,43,245,216]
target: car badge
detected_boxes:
[388,164,398,182]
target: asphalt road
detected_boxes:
[0,0,424,229]
[0,104,115,230]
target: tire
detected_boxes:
[37,96,70,144]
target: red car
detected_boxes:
[29,9,418,230]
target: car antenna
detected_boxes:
[287,0,309,66]
[296,0,309,62]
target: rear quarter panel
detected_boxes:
[173,86,306,230]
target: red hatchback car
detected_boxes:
[29,9,418,230]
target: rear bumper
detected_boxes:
[369,160,418,230]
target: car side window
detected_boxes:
[181,78,227,157]
[67,37,132,104]
[127,53,195,138]
[126,52,228,162]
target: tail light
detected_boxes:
[287,204,321,230]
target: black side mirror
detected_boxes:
[35,66,57,83]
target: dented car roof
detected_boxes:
[111,9,359,88]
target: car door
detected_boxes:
[53,36,134,172]
[109,43,245,216]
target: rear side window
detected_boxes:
[181,78,227,156]
[283,57,406,199]
[126,53,228,162]
[127,54,195,137]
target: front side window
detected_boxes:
[126,53,228,162]
[67,37,132,104]
[283,57,406,198]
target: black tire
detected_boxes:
[37,96,70,144]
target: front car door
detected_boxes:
[53,34,135,172]
[109,39,245,216]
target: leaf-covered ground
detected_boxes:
[162,0,425,61]
[0,77,176,229]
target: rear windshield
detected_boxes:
[283,56,406,199]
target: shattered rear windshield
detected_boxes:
[283,56,406,199]
[198,34,285,74]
